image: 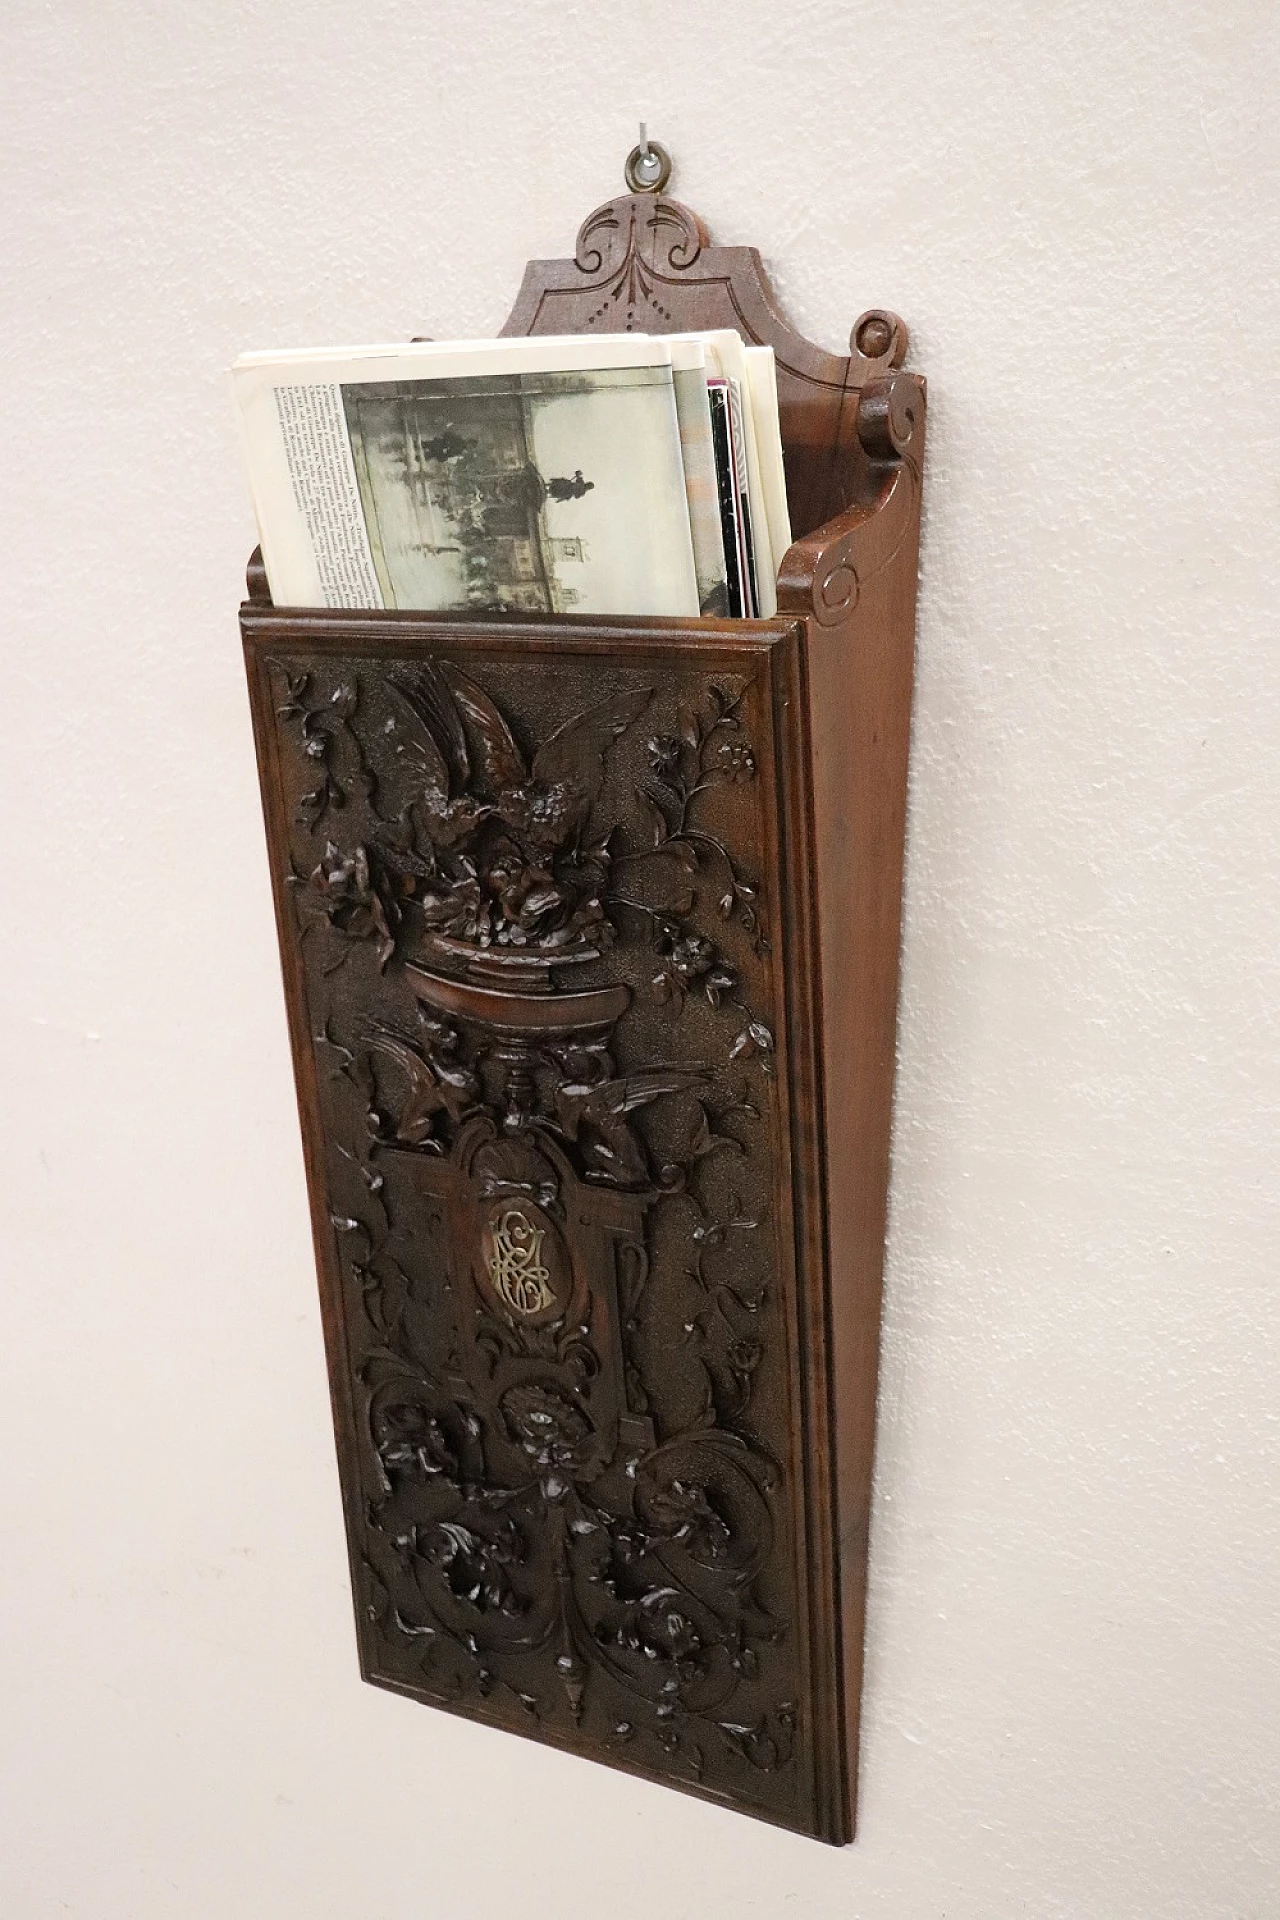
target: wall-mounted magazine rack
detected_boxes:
[242,155,925,1845]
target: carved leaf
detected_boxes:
[686,1101,744,1162]
[532,684,652,787]
[729,1019,775,1064]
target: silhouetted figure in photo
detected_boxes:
[546,469,594,502]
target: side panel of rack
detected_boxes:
[242,609,845,1839]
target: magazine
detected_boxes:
[707,378,751,618]
[232,330,790,621]
[668,328,781,616]
[668,340,730,615]
[745,344,793,589]
[233,336,700,617]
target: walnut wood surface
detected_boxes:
[241,184,925,1844]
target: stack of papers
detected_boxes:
[232,331,791,620]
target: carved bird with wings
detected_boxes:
[385,662,494,853]
[383,663,652,950]
[368,1019,480,1148]
[553,1055,710,1186]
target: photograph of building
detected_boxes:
[342,374,600,613]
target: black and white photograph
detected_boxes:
[341,367,690,614]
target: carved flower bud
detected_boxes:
[646,734,683,778]
[716,740,756,781]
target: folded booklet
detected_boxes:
[232,331,791,621]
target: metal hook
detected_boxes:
[624,124,671,194]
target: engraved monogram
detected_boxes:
[483,1206,555,1317]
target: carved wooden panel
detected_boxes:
[244,614,844,1837]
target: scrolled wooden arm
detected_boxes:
[776,372,925,628]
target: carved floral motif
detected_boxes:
[572,194,705,327]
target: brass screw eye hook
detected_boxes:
[625,123,671,194]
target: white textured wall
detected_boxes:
[3,2,1277,1913]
